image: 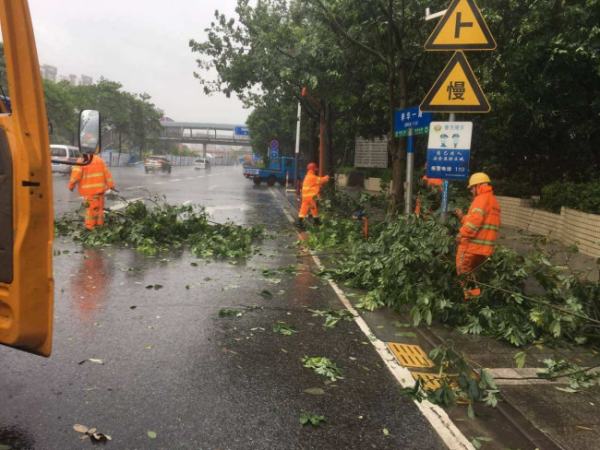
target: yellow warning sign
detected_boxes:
[420,51,490,113]
[425,0,496,51]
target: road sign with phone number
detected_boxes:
[426,121,472,180]
[426,148,470,180]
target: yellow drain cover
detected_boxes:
[387,342,434,368]
[411,372,442,391]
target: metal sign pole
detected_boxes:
[404,128,415,215]
[440,112,456,221]
[294,101,301,189]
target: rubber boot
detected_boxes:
[296,218,306,230]
[313,217,322,226]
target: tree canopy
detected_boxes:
[191,0,599,199]
[44,78,163,155]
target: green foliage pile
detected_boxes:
[538,181,600,215]
[55,200,263,259]
[307,213,600,348]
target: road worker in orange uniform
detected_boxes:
[454,172,501,300]
[297,162,330,228]
[68,155,115,230]
[415,174,443,216]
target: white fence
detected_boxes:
[498,196,600,258]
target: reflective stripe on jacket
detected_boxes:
[459,184,501,256]
[68,156,115,197]
[301,170,329,199]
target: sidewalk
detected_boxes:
[283,187,600,450]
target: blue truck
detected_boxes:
[243,156,306,186]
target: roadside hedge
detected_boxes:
[538,181,600,215]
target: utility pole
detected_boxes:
[294,101,301,188]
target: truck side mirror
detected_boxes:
[78,110,101,155]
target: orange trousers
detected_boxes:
[456,244,487,299]
[84,195,105,230]
[299,197,318,219]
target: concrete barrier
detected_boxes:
[497,196,600,258]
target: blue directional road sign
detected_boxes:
[269,139,280,159]
[394,106,433,137]
[426,121,473,181]
[235,126,249,136]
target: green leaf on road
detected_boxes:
[218,308,243,318]
[514,351,527,369]
[145,284,163,290]
[147,430,157,439]
[273,321,297,336]
[299,412,326,427]
[383,428,390,436]
[303,387,325,395]
[308,309,354,328]
[259,289,273,299]
[302,356,343,381]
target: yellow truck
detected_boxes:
[0,0,99,356]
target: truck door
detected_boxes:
[0,1,54,356]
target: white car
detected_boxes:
[50,145,81,174]
[194,158,210,169]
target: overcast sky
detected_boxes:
[29,0,249,125]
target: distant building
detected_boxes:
[80,75,93,86]
[40,64,57,82]
[68,74,77,85]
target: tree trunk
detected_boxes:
[118,131,122,165]
[388,70,407,214]
[318,101,327,177]
[309,119,318,163]
[326,102,334,176]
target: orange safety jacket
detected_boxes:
[301,170,329,199]
[458,184,501,256]
[68,155,115,197]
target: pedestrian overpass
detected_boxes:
[159,121,251,155]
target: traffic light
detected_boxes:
[0,0,54,356]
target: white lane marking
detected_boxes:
[154,181,165,185]
[108,197,144,212]
[124,185,144,191]
[184,177,195,180]
[271,189,473,450]
[171,178,182,182]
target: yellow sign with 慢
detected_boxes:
[425,0,496,51]
[420,51,490,113]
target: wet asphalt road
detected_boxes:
[1,165,444,449]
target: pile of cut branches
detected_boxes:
[55,199,264,259]
[307,209,600,348]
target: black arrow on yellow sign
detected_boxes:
[420,51,490,113]
[424,0,496,51]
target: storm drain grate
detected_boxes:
[387,342,434,368]
[411,372,443,391]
